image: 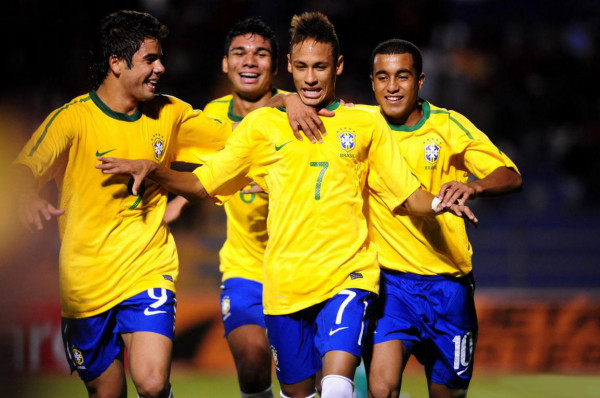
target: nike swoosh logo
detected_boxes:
[275,141,293,151]
[96,149,116,157]
[329,326,349,336]
[144,308,167,316]
[456,368,469,376]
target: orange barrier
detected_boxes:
[474,291,600,372]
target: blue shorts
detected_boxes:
[265,289,372,385]
[220,277,265,336]
[373,270,477,389]
[61,288,176,382]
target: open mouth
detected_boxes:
[239,72,260,83]
[302,88,322,99]
[146,79,158,90]
[385,95,403,103]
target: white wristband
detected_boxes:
[431,196,442,212]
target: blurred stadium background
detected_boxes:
[1,0,599,396]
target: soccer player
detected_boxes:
[365,39,522,398]
[13,10,232,398]
[96,12,477,398]
[165,17,285,398]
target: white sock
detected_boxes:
[321,375,354,398]
[279,389,316,398]
[241,385,274,398]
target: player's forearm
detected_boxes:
[147,164,208,202]
[468,166,522,198]
[400,188,438,216]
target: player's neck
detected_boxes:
[95,82,140,116]
[232,88,275,117]
[387,102,423,127]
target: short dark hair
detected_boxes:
[224,17,278,72]
[90,10,169,89]
[370,39,423,76]
[289,12,339,63]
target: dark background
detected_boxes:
[2,0,600,290]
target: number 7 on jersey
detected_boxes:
[309,162,329,200]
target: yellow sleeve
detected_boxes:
[174,106,232,164]
[193,116,262,203]
[450,111,520,178]
[14,104,76,184]
[367,114,421,212]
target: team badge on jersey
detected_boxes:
[151,133,165,160]
[423,138,441,165]
[221,296,231,320]
[72,348,84,366]
[338,128,356,152]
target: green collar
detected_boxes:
[89,90,142,122]
[387,100,430,132]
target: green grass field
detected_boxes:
[14,369,600,397]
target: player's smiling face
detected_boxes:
[288,40,343,108]
[224,34,275,101]
[119,38,165,103]
[371,53,424,125]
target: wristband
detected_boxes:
[431,196,442,212]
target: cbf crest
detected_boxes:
[270,345,280,369]
[423,137,441,165]
[151,133,165,160]
[221,296,231,320]
[72,348,84,366]
[338,128,356,152]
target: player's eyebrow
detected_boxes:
[230,46,272,54]
[374,68,413,76]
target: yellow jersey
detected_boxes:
[15,91,230,318]
[195,101,421,315]
[367,101,520,276]
[202,89,286,283]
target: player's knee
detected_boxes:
[135,376,170,398]
[368,378,398,398]
[321,375,354,398]
[236,349,271,390]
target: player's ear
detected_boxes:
[109,55,122,76]
[418,72,425,90]
[222,56,229,73]
[370,74,375,92]
[335,55,344,76]
[287,54,292,73]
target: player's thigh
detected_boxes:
[368,339,410,396]
[122,331,172,384]
[116,288,176,387]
